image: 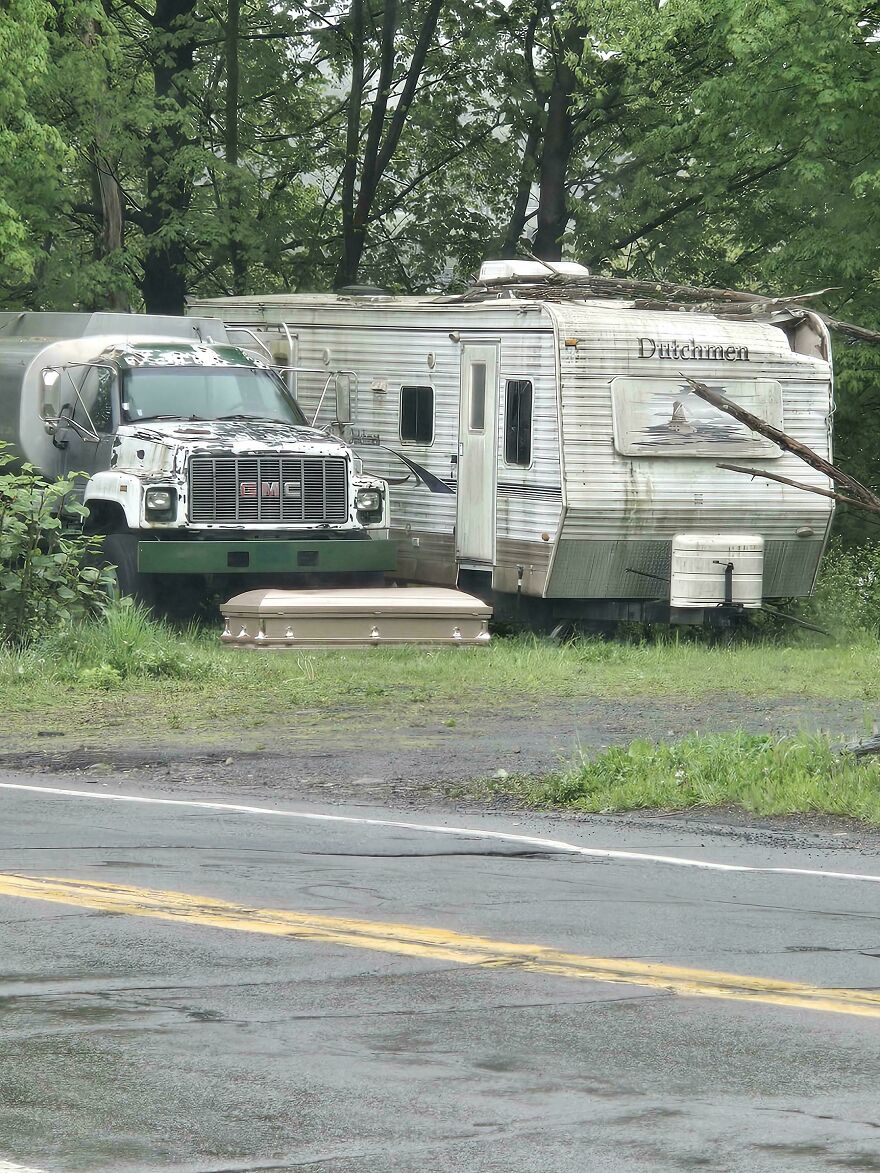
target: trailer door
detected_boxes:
[457,343,499,566]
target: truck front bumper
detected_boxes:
[137,538,397,575]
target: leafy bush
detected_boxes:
[797,539,880,638]
[0,445,112,646]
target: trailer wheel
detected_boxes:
[102,532,157,609]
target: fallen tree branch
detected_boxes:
[819,315,880,347]
[445,256,880,349]
[716,463,880,514]
[682,375,880,509]
[842,734,880,758]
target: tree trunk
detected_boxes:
[333,0,443,289]
[532,73,574,260]
[142,0,197,314]
[91,150,128,310]
[500,114,543,257]
[335,0,366,289]
[224,0,246,293]
[81,18,128,311]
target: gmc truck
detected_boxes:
[0,311,393,606]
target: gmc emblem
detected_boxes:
[239,481,280,498]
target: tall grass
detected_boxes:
[42,602,209,682]
[498,733,880,824]
[2,600,880,707]
[3,543,880,736]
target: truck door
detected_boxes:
[456,343,499,567]
[61,366,117,486]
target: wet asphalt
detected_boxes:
[0,771,879,1173]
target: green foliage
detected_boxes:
[0,0,876,311]
[0,0,878,506]
[801,540,880,637]
[43,599,206,680]
[499,727,880,821]
[78,662,124,690]
[0,445,111,645]
[0,0,68,291]
[506,732,880,824]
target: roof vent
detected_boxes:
[335,284,390,298]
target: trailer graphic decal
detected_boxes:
[357,447,455,495]
[611,377,783,458]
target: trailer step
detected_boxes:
[220,586,492,648]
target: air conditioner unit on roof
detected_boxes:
[478,260,591,284]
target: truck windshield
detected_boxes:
[122,366,307,425]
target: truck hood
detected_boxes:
[110,419,351,475]
[121,418,348,455]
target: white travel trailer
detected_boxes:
[189,263,834,626]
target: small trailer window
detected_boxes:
[504,379,532,466]
[400,385,434,444]
[469,363,487,431]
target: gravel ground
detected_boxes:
[1,692,874,809]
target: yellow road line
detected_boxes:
[2,872,879,1019]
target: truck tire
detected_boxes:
[102,532,157,609]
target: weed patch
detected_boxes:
[494,733,880,824]
[40,602,215,682]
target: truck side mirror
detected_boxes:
[41,367,61,427]
[51,403,73,449]
[335,373,353,424]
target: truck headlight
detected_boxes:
[356,488,382,512]
[145,486,176,517]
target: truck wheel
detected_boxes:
[102,532,157,609]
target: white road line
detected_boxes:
[1,780,879,885]
[0,1161,50,1173]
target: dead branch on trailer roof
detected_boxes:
[443,263,880,347]
[631,298,820,318]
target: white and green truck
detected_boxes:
[0,311,393,605]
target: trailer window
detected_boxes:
[504,379,532,466]
[469,363,486,431]
[400,385,434,444]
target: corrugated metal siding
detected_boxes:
[294,319,459,542]
[191,296,833,603]
[196,299,565,561]
[544,303,832,597]
[545,536,825,599]
[549,539,671,598]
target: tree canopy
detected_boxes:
[1,0,878,531]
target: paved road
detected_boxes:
[0,771,879,1173]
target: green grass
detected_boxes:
[5,605,880,824]
[487,733,880,825]
[0,599,879,759]
[2,602,880,730]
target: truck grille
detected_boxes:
[188,455,349,524]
